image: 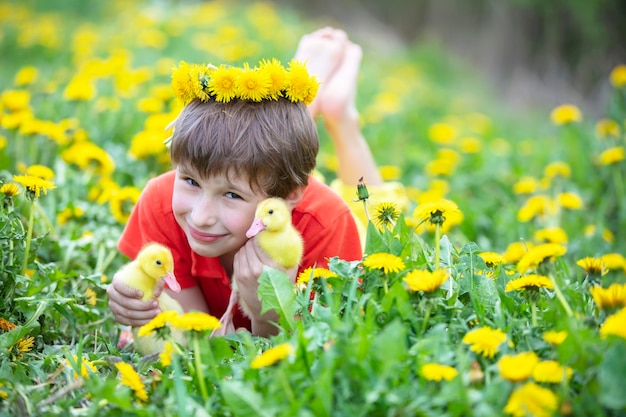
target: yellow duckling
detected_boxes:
[213,198,303,337]
[116,242,185,355]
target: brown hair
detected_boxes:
[170,98,319,198]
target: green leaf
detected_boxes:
[221,380,274,417]
[257,266,296,331]
[0,323,39,350]
[598,339,626,410]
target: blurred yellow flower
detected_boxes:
[504,382,558,417]
[600,307,626,339]
[532,360,573,383]
[379,165,401,181]
[1,90,30,112]
[534,227,568,245]
[251,343,294,369]
[109,186,141,224]
[63,76,97,101]
[160,341,174,367]
[25,164,54,180]
[136,97,164,113]
[84,287,97,306]
[600,253,626,272]
[64,355,97,378]
[14,66,38,86]
[0,318,17,331]
[595,118,620,138]
[362,252,405,274]
[544,161,571,179]
[13,174,56,198]
[403,269,448,293]
[543,330,567,346]
[57,206,84,226]
[550,104,582,125]
[610,64,626,88]
[498,351,539,382]
[1,183,21,198]
[462,326,507,359]
[502,241,532,264]
[598,146,625,165]
[170,311,222,332]
[61,141,116,176]
[420,363,458,381]
[115,362,148,402]
[138,310,179,337]
[590,283,626,311]
[505,274,553,292]
[517,195,554,222]
[576,257,606,276]
[557,192,583,209]
[428,122,458,144]
[458,136,482,154]
[513,176,539,195]
[516,243,566,273]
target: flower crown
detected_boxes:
[171,58,320,106]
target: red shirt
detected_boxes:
[118,170,362,330]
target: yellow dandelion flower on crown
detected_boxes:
[171,59,318,105]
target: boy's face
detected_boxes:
[172,166,268,260]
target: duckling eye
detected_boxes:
[268,209,274,215]
[155,260,162,266]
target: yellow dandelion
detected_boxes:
[513,176,539,195]
[379,165,402,181]
[576,257,607,276]
[403,269,448,293]
[517,195,554,222]
[296,267,337,285]
[550,104,582,125]
[63,76,96,101]
[599,146,625,166]
[109,186,141,224]
[171,61,197,105]
[516,243,566,273]
[544,161,571,179]
[236,65,271,102]
[595,118,621,139]
[542,330,568,346]
[15,336,35,353]
[84,287,97,306]
[0,318,17,331]
[420,363,458,381]
[14,66,39,86]
[479,252,504,268]
[590,283,626,311]
[251,343,294,369]
[428,122,458,145]
[160,341,174,367]
[504,382,558,417]
[1,89,30,112]
[170,311,221,332]
[505,274,553,292]
[413,199,460,226]
[600,307,626,339]
[13,174,56,199]
[206,65,240,103]
[25,164,54,180]
[532,360,573,383]
[285,59,319,105]
[259,58,288,99]
[502,241,533,264]
[64,355,98,379]
[556,192,583,210]
[1,183,21,197]
[362,252,406,274]
[610,64,626,88]
[498,351,540,382]
[462,326,507,359]
[115,362,148,402]
[137,310,180,337]
[534,227,568,245]
[459,136,482,153]
[373,201,401,229]
[600,253,626,272]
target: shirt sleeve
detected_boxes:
[117,172,197,289]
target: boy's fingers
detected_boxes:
[111,277,143,299]
[153,280,165,298]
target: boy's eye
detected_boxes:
[225,192,242,200]
[185,178,199,187]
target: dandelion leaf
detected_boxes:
[258,265,297,331]
[598,340,626,410]
[221,380,275,417]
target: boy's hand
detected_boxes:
[107,273,163,326]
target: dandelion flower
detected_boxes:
[479,252,504,268]
[550,104,582,125]
[502,241,532,264]
[413,199,460,226]
[543,330,568,346]
[610,64,626,88]
[251,343,294,369]
[595,118,620,138]
[13,174,56,199]
[516,243,566,273]
[544,161,571,179]
[259,58,288,99]
[64,355,98,379]
[25,164,54,180]
[84,288,97,306]
[504,382,558,417]
[0,318,17,331]
[170,311,221,332]
[557,192,583,210]
[600,307,626,339]
[498,351,540,382]
[590,283,626,311]
[517,195,554,222]
[296,267,337,285]
[420,363,458,381]
[14,66,39,86]
[362,252,405,274]
[600,253,626,272]
[462,326,507,359]
[599,146,625,166]
[379,165,402,181]
[373,201,401,229]
[513,176,539,195]
[285,59,319,105]
[505,274,553,292]
[15,336,35,353]
[236,65,271,102]
[533,227,568,245]
[428,122,458,145]
[109,186,141,224]
[160,341,174,367]
[138,310,179,337]
[576,257,607,276]
[403,269,448,293]
[1,183,21,198]
[532,360,573,383]
[115,362,148,402]
[0,90,30,112]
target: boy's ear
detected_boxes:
[284,185,306,210]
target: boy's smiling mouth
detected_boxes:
[188,225,227,243]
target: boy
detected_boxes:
[108,28,368,337]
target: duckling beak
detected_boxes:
[246,218,266,238]
[163,272,181,293]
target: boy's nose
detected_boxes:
[190,196,218,226]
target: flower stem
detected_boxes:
[21,200,35,276]
[421,302,432,334]
[193,334,209,401]
[434,223,441,268]
[549,275,573,317]
[531,301,538,327]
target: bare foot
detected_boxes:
[317,40,362,129]
[294,27,348,117]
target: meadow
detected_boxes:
[1,0,626,416]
